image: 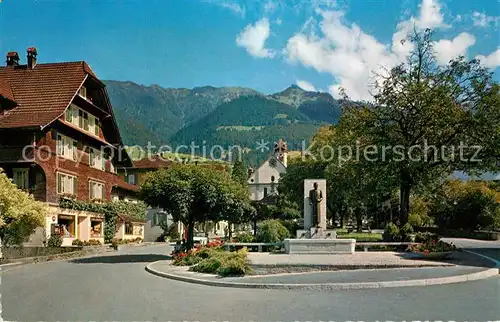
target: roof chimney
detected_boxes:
[27,47,38,69]
[6,52,20,67]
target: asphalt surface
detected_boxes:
[1,240,499,321]
[229,266,487,284]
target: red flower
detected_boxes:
[424,249,430,254]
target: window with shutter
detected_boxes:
[57,172,77,195]
[79,110,84,128]
[56,134,64,156]
[89,116,95,135]
[83,113,89,131]
[89,148,95,167]
[13,168,29,190]
[65,107,73,122]
[79,86,87,99]
[89,180,104,199]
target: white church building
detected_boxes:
[248,140,288,201]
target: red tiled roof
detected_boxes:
[0,79,15,102]
[132,156,174,169]
[113,179,140,193]
[0,61,96,129]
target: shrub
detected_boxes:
[233,232,254,243]
[47,234,63,247]
[72,239,83,246]
[167,223,180,241]
[383,223,400,242]
[408,240,457,253]
[429,180,500,231]
[256,220,289,243]
[279,219,300,237]
[400,223,414,242]
[191,248,251,277]
[217,258,248,276]
[415,232,439,243]
[87,239,102,246]
[196,246,220,259]
[191,256,224,273]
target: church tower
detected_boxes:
[273,139,288,167]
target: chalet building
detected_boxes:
[0,48,142,246]
[248,140,288,201]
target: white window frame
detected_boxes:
[127,173,136,185]
[57,172,77,195]
[13,168,29,190]
[56,134,77,161]
[89,180,105,200]
[109,160,116,174]
[70,104,98,136]
[79,86,87,99]
[89,148,105,171]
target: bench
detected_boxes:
[356,242,417,252]
[224,242,283,252]
[193,237,208,245]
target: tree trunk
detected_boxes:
[399,170,411,226]
[355,207,363,232]
[340,206,345,228]
[229,223,233,240]
[253,220,257,236]
[186,214,195,249]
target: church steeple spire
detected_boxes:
[273,139,288,167]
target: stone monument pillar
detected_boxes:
[285,179,353,253]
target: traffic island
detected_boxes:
[145,250,498,290]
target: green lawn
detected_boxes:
[337,232,383,242]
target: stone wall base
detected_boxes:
[296,228,337,239]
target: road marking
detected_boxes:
[462,249,500,269]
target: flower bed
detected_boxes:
[171,239,251,277]
[407,239,457,259]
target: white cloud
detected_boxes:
[236,18,275,58]
[285,10,401,100]
[472,11,499,28]
[296,80,317,91]
[476,49,500,69]
[417,0,448,29]
[433,32,476,65]
[275,18,283,25]
[283,0,476,101]
[264,1,277,13]
[208,1,246,17]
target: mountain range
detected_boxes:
[104,81,343,166]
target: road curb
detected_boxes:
[462,249,500,268]
[0,261,23,268]
[145,261,499,290]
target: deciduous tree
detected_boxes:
[342,30,499,224]
[0,169,46,253]
[140,164,253,248]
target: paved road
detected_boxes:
[1,241,499,321]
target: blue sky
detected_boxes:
[0,0,498,99]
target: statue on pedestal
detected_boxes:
[309,182,323,227]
